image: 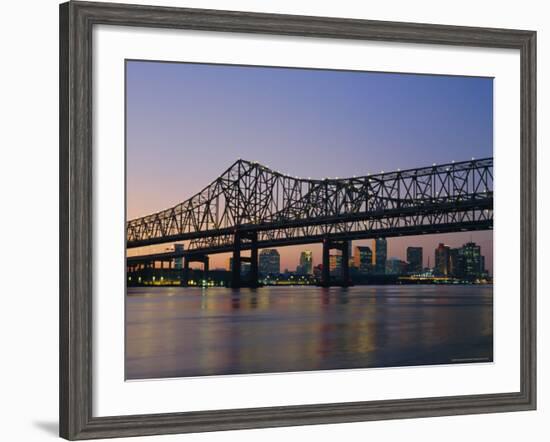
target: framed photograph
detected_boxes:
[59,1,536,439]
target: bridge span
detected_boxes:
[127,157,493,287]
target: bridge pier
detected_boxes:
[321,238,351,287]
[341,241,350,286]
[250,233,258,287]
[231,230,259,289]
[231,232,242,289]
[203,256,209,283]
[183,259,189,286]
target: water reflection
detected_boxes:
[125,285,493,380]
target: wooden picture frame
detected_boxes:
[59,1,536,439]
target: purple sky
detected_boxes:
[126,60,493,273]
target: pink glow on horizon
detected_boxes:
[126,61,493,275]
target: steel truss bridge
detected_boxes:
[127,157,493,287]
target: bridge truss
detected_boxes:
[127,157,493,253]
[127,157,492,287]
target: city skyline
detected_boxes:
[194,236,492,277]
[126,60,493,274]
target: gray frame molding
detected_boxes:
[59,1,536,439]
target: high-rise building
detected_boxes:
[386,258,408,275]
[297,250,313,275]
[259,249,280,276]
[460,242,483,278]
[434,243,451,276]
[406,246,423,273]
[373,238,387,274]
[174,244,184,270]
[448,248,462,277]
[354,246,373,274]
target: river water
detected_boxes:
[126,285,493,380]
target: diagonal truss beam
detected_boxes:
[127,157,493,251]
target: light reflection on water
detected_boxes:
[125,285,493,380]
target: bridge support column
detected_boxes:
[183,259,189,286]
[203,256,209,283]
[341,240,350,287]
[231,230,258,288]
[249,232,258,288]
[321,238,352,287]
[231,232,242,289]
[322,239,330,287]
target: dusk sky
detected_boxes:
[126,60,493,273]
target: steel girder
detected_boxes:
[127,157,493,251]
